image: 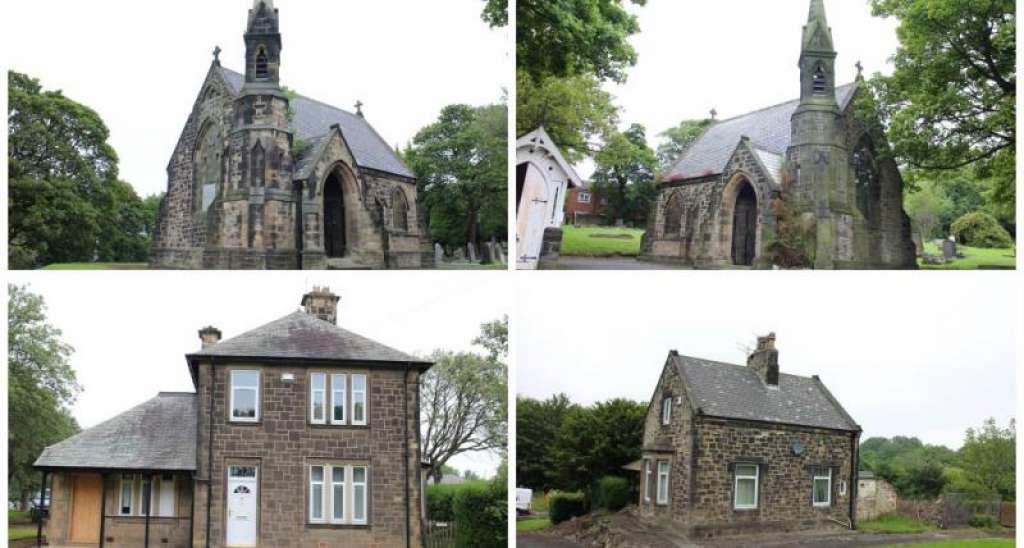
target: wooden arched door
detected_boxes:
[731,182,757,266]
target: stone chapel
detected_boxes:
[641,0,916,269]
[151,0,431,270]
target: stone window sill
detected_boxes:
[307,523,372,530]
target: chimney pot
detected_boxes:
[748,333,780,386]
[199,326,222,349]
[302,286,340,325]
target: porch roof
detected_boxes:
[35,393,197,472]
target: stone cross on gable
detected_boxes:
[710,108,718,120]
[213,46,222,65]
[355,100,364,117]
[855,60,864,79]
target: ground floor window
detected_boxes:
[656,461,670,505]
[117,473,175,516]
[309,464,369,525]
[813,467,832,507]
[734,464,759,510]
[643,460,652,503]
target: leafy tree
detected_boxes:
[905,182,953,240]
[516,394,576,491]
[482,0,508,27]
[8,285,80,507]
[657,119,713,171]
[959,418,1015,499]
[866,0,1015,225]
[421,318,508,484]
[406,103,508,251]
[951,211,1014,248]
[591,124,656,225]
[517,0,647,84]
[549,398,646,492]
[473,315,508,362]
[516,70,618,163]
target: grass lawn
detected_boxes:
[8,510,29,521]
[531,492,550,513]
[561,226,644,257]
[517,517,553,532]
[919,243,1016,270]
[41,262,149,270]
[887,540,1014,547]
[858,514,934,534]
[9,526,39,541]
[438,262,507,270]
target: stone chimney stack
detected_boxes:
[302,286,340,325]
[747,333,780,386]
[199,326,222,349]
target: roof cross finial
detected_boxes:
[213,46,222,65]
[355,100,365,118]
[710,108,718,121]
[855,60,864,80]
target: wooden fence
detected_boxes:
[424,521,457,548]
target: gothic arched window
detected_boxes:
[255,48,269,80]
[221,147,231,189]
[812,63,827,95]
[663,192,684,237]
[852,137,880,225]
[250,141,266,187]
[392,189,410,232]
[195,125,221,213]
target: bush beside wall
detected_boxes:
[452,482,507,548]
[593,476,631,511]
[951,212,1014,248]
[549,491,588,524]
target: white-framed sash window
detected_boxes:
[331,374,347,425]
[330,467,345,524]
[643,460,652,503]
[734,463,759,509]
[158,474,176,517]
[230,370,260,422]
[119,474,134,515]
[656,461,670,505]
[310,465,325,523]
[352,375,367,425]
[813,467,832,507]
[661,397,672,425]
[310,373,326,424]
[309,464,369,526]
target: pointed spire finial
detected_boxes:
[802,0,835,53]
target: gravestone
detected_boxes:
[942,239,957,261]
[912,233,924,258]
[453,248,466,262]
[468,242,478,262]
[434,243,444,267]
[496,243,506,264]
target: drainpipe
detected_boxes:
[403,367,410,548]
[849,431,860,529]
[189,474,195,548]
[36,470,47,548]
[294,180,304,270]
[206,359,216,548]
[99,473,108,547]
[144,473,152,548]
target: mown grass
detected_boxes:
[9,526,39,541]
[859,514,935,534]
[886,540,1014,547]
[531,492,551,512]
[516,517,553,532]
[919,243,1016,270]
[560,226,644,257]
[41,263,149,270]
[8,510,29,521]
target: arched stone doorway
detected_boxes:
[323,169,347,258]
[731,181,758,266]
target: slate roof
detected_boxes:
[189,310,430,366]
[35,393,197,471]
[663,83,858,182]
[671,353,859,432]
[218,67,415,179]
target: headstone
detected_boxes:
[434,243,444,266]
[482,243,494,264]
[453,248,465,262]
[496,243,506,264]
[942,239,957,261]
[468,242,478,262]
[912,233,924,258]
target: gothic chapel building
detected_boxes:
[642,0,916,269]
[152,0,430,270]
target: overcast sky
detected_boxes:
[4,0,509,197]
[577,0,900,177]
[12,272,509,478]
[516,273,1018,451]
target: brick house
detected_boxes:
[639,334,861,537]
[34,287,431,547]
[564,185,606,226]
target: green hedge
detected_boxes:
[452,481,507,548]
[951,212,1014,248]
[425,483,461,523]
[593,476,631,511]
[549,491,587,524]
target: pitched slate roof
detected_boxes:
[671,353,859,432]
[35,393,197,471]
[663,83,858,182]
[190,310,429,366]
[218,67,415,179]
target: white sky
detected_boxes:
[4,0,509,197]
[577,0,900,178]
[9,272,510,478]
[516,272,1018,451]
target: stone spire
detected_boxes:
[244,0,282,89]
[797,0,838,107]
[802,0,834,53]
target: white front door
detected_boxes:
[516,163,550,270]
[226,466,258,547]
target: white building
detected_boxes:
[515,127,583,270]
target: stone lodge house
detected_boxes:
[152,0,431,270]
[642,0,916,269]
[35,287,431,547]
[639,334,862,537]
[516,126,583,270]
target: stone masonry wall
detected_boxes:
[639,361,694,521]
[857,478,898,521]
[194,360,422,547]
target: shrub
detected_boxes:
[593,476,631,511]
[453,481,507,548]
[549,491,588,524]
[426,483,461,523]
[968,513,996,528]
[950,212,1013,248]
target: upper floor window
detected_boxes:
[812,63,827,95]
[309,464,368,526]
[309,373,366,426]
[230,370,260,422]
[331,374,347,424]
[311,373,326,424]
[661,397,672,425]
[813,467,832,507]
[578,191,592,204]
[352,374,367,425]
[734,463,759,509]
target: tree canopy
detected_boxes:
[8,285,80,505]
[656,119,713,171]
[481,0,508,27]
[516,70,617,163]
[405,102,508,251]
[591,124,657,225]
